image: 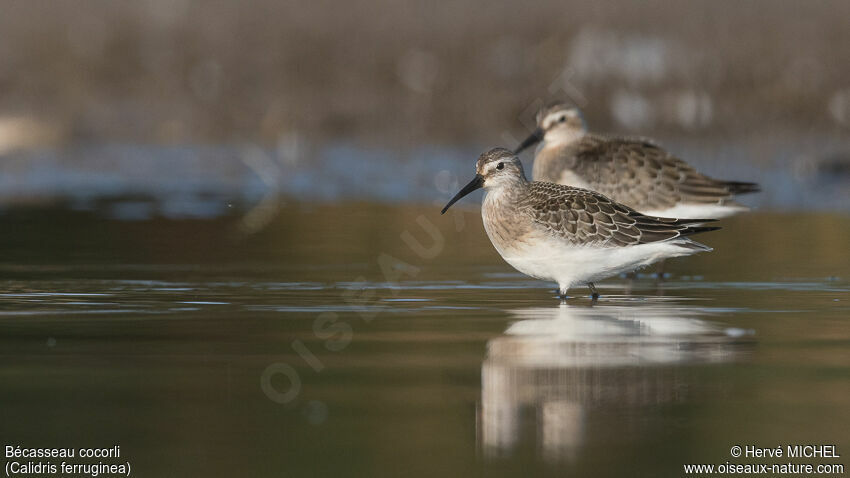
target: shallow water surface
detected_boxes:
[0,205,848,476]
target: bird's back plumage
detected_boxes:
[533,134,760,216]
[518,181,718,248]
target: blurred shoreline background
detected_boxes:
[1,0,849,216]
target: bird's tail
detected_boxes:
[677,239,714,252]
[680,225,721,237]
[675,222,719,251]
[724,180,761,195]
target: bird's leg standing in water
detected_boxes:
[588,282,599,301]
[557,286,569,301]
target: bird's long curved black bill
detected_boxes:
[514,127,544,154]
[441,174,484,214]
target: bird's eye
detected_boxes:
[559,115,567,123]
[496,162,504,170]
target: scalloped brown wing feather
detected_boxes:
[571,135,745,208]
[520,182,716,248]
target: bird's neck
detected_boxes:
[482,179,528,214]
[541,128,585,150]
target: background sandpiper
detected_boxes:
[514,103,760,219]
[442,148,719,299]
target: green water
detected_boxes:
[1,204,848,477]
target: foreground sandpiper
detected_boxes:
[514,103,760,219]
[441,148,718,299]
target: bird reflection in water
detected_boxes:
[478,300,754,462]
